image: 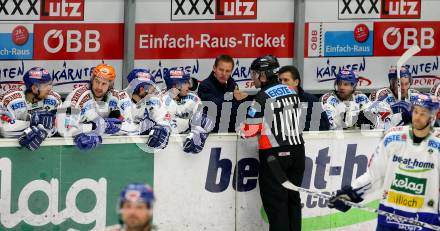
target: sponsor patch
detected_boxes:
[391,173,426,195]
[387,191,424,209]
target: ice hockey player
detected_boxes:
[120,68,172,150]
[0,67,61,151]
[368,66,419,129]
[163,69,214,153]
[320,69,372,130]
[122,68,213,153]
[106,183,156,231]
[329,93,440,231]
[57,63,124,150]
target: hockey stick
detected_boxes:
[397,45,421,101]
[266,155,440,231]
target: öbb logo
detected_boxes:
[382,26,434,50]
[43,29,100,53]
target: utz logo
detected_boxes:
[0,0,84,21]
[171,0,256,21]
[40,0,85,21]
[338,0,421,20]
[380,0,421,19]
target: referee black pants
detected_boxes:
[259,145,305,231]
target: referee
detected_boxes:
[240,55,305,231]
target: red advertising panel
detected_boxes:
[33,23,124,60]
[374,21,440,56]
[40,0,85,21]
[135,22,294,59]
[380,0,421,19]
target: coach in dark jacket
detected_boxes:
[198,54,248,132]
[278,65,330,131]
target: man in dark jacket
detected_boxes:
[278,65,330,131]
[198,54,248,132]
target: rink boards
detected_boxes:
[0,130,385,231]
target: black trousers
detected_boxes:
[259,145,305,231]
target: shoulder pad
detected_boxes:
[354,92,369,104]
[70,85,90,106]
[320,92,334,104]
[383,126,409,147]
[48,90,62,103]
[182,92,200,102]
[2,90,25,107]
[118,90,130,100]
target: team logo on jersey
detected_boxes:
[391,173,426,195]
[393,154,434,173]
[387,191,424,209]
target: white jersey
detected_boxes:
[369,87,420,129]
[352,126,440,230]
[370,87,420,105]
[57,85,123,137]
[0,89,61,137]
[122,91,201,135]
[320,91,371,130]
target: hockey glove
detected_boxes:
[190,111,214,133]
[147,125,170,149]
[391,101,411,125]
[328,185,363,212]
[104,118,122,134]
[74,133,102,151]
[139,117,156,135]
[183,130,208,154]
[18,124,48,151]
[31,110,56,130]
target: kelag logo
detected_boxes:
[0,0,84,21]
[171,0,256,21]
[338,0,421,20]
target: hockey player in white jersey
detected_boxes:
[0,67,61,151]
[320,69,372,130]
[429,81,440,127]
[328,93,440,231]
[57,63,124,150]
[124,68,213,153]
[163,69,214,153]
[368,66,419,129]
[121,68,172,150]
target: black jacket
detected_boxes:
[198,72,245,132]
[297,87,330,131]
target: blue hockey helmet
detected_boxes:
[23,67,52,90]
[119,183,155,209]
[126,68,154,93]
[335,69,358,86]
[388,66,412,83]
[411,93,439,113]
[163,69,191,90]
